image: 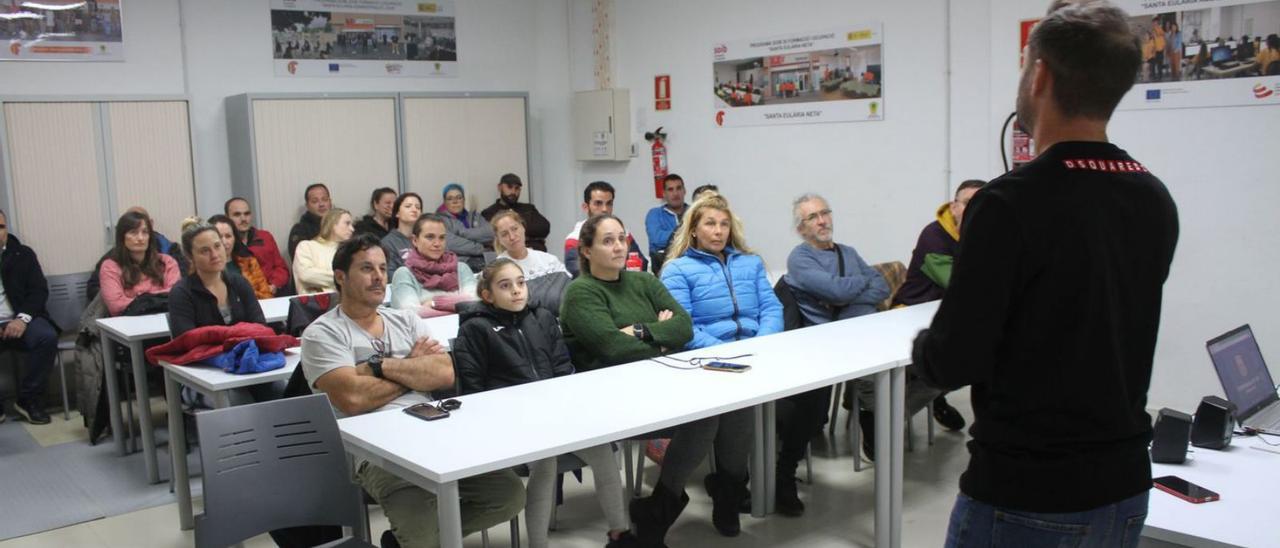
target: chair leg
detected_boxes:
[804,445,813,484]
[634,443,646,499]
[907,412,915,453]
[623,440,635,498]
[509,516,520,548]
[481,528,490,548]
[850,391,863,472]
[550,493,559,531]
[56,351,70,420]
[708,445,717,474]
[927,401,936,446]
[827,382,842,442]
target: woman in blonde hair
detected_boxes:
[292,208,354,294]
[658,191,783,531]
[491,209,571,314]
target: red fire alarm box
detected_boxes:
[655,75,671,110]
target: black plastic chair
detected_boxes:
[194,393,373,548]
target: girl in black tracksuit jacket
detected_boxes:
[453,259,637,548]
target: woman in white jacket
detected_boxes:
[292,208,354,294]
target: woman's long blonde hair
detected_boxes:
[665,191,752,262]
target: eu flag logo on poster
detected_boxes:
[1146,89,1161,101]
[329,64,340,73]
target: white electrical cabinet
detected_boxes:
[573,89,630,161]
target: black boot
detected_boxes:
[775,460,805,517]
[932,394,967,431]
[859,409,876,462]
[629,481,689,548]
[706,473,747,537]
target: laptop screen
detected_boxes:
[1208,325,1278,419]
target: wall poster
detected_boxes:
[712,23,884,127]
[1,0,124,62]
[271,0,457,78]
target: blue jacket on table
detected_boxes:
[660,246,783,350]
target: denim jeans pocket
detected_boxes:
[992,510,1089,548]
[1119,512,1148,548]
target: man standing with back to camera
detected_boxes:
[913,1,1179,546]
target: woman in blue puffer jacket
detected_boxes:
[658,191,783,537]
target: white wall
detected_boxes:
[0,0,577,245]
[956,0,1280,412]
[563,0,954,275]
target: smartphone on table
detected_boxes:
[404,402,450,422]
[702,361,751,373]
[1153,475,1219,503]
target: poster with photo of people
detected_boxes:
[712,24,884,127]
[1,0,124,62]
[271,0,457,78]
[1115,0,1279,109]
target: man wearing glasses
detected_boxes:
[301,234,525,547]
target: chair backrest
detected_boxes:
[194,393,362,548]
[46,272,91,333]
[282,363,312,398]
[772,277,807,331]
[285,292,339,337]
[1268,60,1280,75]
[870,261,907,311]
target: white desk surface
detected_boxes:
[338,301,938,485]
[1146,435,1280,548]
[160,351,298,392]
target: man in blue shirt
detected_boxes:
[644,174,687,273]
[783,193,940,463]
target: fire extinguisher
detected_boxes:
[645,127,668,199]
[1000,111,1035,172]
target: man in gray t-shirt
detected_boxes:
[301,235,524,548]
[302,304,432,418]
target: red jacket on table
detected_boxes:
[245,227,289,291]
[145,322,299,366]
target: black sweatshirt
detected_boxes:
[916,141,1179,513]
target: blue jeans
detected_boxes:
[945,491,1149,548]
[1,317,58,406]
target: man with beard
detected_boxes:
[913,2,1179,545]
[480,173,551,252]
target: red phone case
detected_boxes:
[1154,481,1219,503]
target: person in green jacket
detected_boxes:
[560,214,751,546]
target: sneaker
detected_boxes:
[932,396,967,431]
[14,401,50,425]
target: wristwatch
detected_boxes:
[367,354,385,379]
[16,313,31,324]
[632,323,652,342]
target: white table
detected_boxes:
[162,352,297,530]
[338,301,938,548]
[1144,435,1280,547]
[96,294,297,483]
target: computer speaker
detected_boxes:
[1151,408,1193,464]
[1191,395,1236,450]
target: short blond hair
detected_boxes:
[489,210,524,254]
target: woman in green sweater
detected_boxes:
[560,214,746,547]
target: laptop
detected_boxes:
[1207,325,1280,434]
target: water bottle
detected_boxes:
[626,252,643,272]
